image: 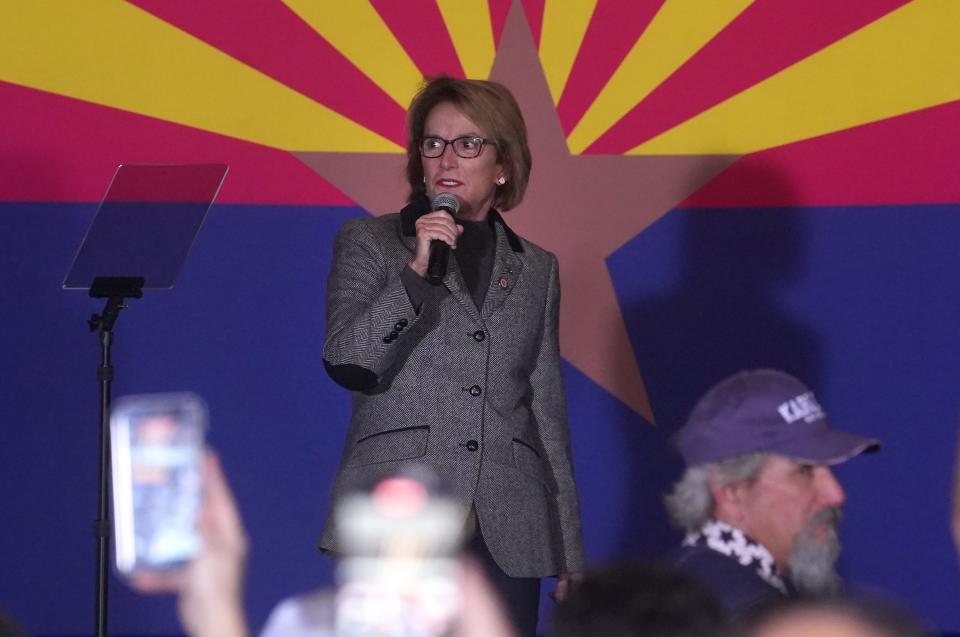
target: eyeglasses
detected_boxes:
[420,136,496,159]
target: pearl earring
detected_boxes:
[496,176,506,185]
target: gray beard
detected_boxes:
[787,507,842,596]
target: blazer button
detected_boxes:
[382,335,392,344]
[469,385,482,397]
[465,440,479,452]
[395,322,406,331]
[473,330,485,342]
[398,318,408,327]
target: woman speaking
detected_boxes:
[320,76,584,635]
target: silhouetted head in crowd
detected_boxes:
[731,598,929,637]
[0,609,30,637]
[548,563,723,637]
[665,370,879,596]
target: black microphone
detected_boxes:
[426,192,460,286]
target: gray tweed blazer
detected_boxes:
[319,197,584,577]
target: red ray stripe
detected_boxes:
[555,0,664,134]
[490,0,513,46]
[372,0,465,79]
[586,0,910,154]
[0,81,352,205]
[128,0,406,146]
[521,0,546,47]
[682,100,960,208]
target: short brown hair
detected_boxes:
[405,76,531,211]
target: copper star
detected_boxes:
[295,1,738,422]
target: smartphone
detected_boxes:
[333,467,466,637]
[110,392,207,577]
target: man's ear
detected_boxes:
[709,468,747,524]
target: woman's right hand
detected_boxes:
[409,210,463,277]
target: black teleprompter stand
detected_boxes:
[62,162,228,637]
[88,276,143,637]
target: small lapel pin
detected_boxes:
[498,276,510,289]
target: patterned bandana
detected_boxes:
[683,519,787,594]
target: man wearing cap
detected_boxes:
[663,369,879,617]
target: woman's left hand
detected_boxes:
[551,571,584,603]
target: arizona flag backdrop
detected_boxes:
[2,1,959,634]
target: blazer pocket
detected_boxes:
[348,425,429,467]
[512,437,550,490]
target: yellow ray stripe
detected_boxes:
[437,0,496,79]
[284,0,422,108]
[632,0,960,155]
[0,3,398,152]
[540,0,598,104]
[566,0,754,154]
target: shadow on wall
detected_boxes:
[613,161,823,558]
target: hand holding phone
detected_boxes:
[113,392,250,637]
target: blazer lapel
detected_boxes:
[443,255,482,322]
[481,214,524,319]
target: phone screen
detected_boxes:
[110,393,207,576]
[334,473,465,637]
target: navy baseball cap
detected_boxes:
[675,369,880,466]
